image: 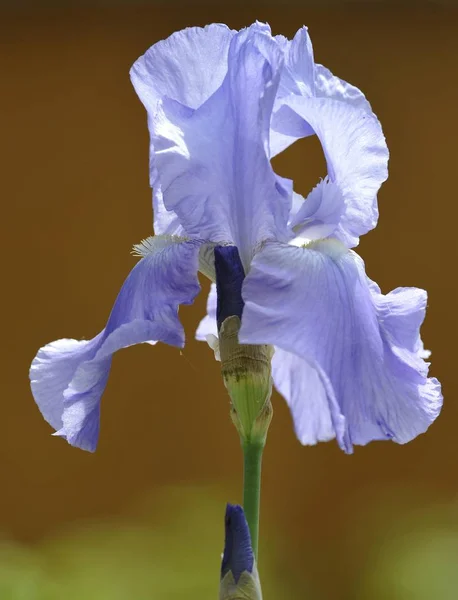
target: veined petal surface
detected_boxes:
[271,26,372,156]
[131,24,235,111]
[239,240,442,452]
[132,24,292,269]
[274,96,388,247]
[270,25,388,247]
[277,27,372,111]
[289,179,344,243]
[272,347,347,448]
[29,236,201,452]
[132,25,235,236]
[132,23,388,250]
[150,167,184,237]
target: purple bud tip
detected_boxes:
[214,246,245,331]
[221,503,254,583]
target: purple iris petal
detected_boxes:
[150,170,184,237]
[131,24,235,237]
[221,504,254,584]
[272,347,347,448]
[195,283,217,342]
[271,26,372,157]
[131,24,292,269]
[29,238,201,451]
[273,96,389,248]
[239,240,442,452]
[281,27,372,110]
[130,24,234,111]
[266,23,389,247]
[289,179,344,242]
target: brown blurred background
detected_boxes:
[2,1,458,598]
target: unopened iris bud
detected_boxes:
[215,246,273,445]
[220,503,263,600]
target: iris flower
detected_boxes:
[29,22,442,452]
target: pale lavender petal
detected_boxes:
[278,27,315,98]
[273,96,388,247]
[271,26,372,156]
[29,335,103,435]
[272,347,346,447]
[150,165,183,237]
[195,282,217,341]
[30,237,201,451]
[132,26,235,235]
[289,178,345,242]
[270,25,388,246]
[239,240,442,451]
[130,24,234,111]
[314,63,372,111]
[281,26,372,110]
[368,284,432,373]
[133,25,292,269]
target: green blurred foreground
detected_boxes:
[1,486,458,599]
[0,487,295,600]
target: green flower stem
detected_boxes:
[242,439,265,559]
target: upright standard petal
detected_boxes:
[270,24,389,247]
[150,166,184,237]
[131,25,235,236]
[278,27,372,110]
[273,96,388,247]
[131,24,234,112]
[29,236,202,452]
[239,240,442,452]
[272,26,372,156]
[136,25,292,269]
